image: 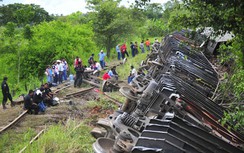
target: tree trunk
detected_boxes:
[107,46,111,58]
[106,36,112,58]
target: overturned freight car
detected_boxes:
[91,31,244,153]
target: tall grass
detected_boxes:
[26,119,95,153]
[0,128,36,153]
[117,53,148,81]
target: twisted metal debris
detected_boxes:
[91,31,244,153]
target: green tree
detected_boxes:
[22,20,97,77]
[0,23,28,93]
[87,0,144,57]
[0,3,53,26]
[143,3,163,20]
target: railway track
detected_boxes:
[1,83,105,153]
[0,110,28,134]
[0,76,123,135]
[0,83,72,135]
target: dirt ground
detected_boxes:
[0,84,111,136]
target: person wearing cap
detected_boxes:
[57,60,64,84]
[1,77,15,109]
[98,50,106,69]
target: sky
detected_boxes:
[0,0,168,15]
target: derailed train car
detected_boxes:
[91,31,244,153]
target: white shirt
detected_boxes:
[131,68,137,76]
[58,63,64,71]
[95,62,102,71]
[55,64,59,74]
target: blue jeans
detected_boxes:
[132,49,135,57]
[128,76,135,84]
[146,46,150,51]
[47,75,53,83]
[141,47,145,53]
[117,52,121,60]
[63,70,67,80]
[100,60,105,69]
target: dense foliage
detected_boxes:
[0,3,53,26]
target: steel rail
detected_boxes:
[0,110,28,134]
[19,128,46,153]
[65,87,95,98]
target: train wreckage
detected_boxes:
[91,31,244,153]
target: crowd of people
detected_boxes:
[44,49,108,88]
[45,58,69,85]
[23,83,56,114]
[115,38,154,60]
[2,38,157,112]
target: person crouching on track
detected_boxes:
[74,61,85,88]
[33,89,46,113]
[42,83,56,106]
[24,90,39,114]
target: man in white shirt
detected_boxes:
[128,65,137,84]
[131,66,137,76]
[57,60,64,84]
[93,61,102,77]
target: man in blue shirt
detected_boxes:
[116,44,121,60]
[108,69,114,77]
[98,50,106,69]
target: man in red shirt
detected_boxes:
[145,39,150,51]
[102,72,111,80]
[120,43,129,59]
